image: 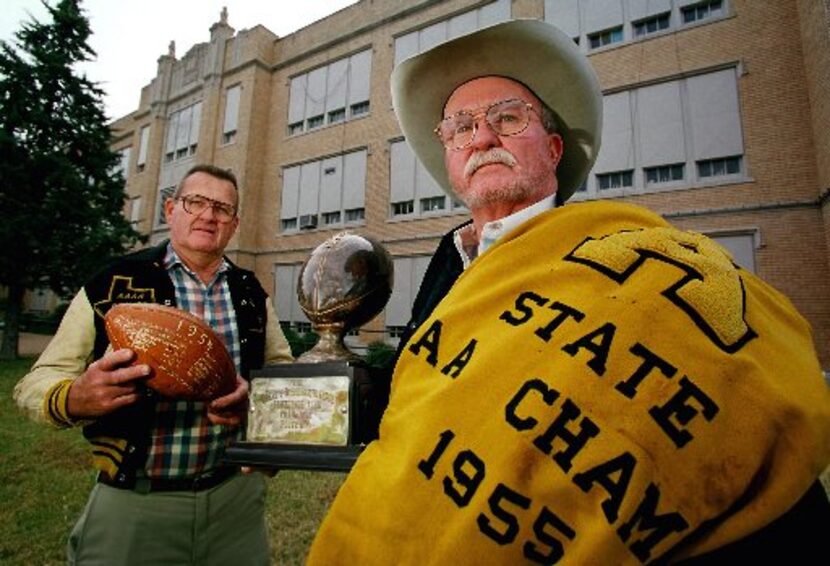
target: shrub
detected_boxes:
[364,340,396,369]
[281,326,319,358]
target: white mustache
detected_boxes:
[464,148,517,178]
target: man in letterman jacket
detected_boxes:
[15,164,292,566]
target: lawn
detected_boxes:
[0,357,345,566]
[4,356,828,565]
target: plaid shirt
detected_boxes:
[144,244,242,479]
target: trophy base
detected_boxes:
[223,443,361,472]
[224,361,390,472]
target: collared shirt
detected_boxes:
[144,244,241,479]
[452,195,556,269]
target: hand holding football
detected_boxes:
[104,303,237,401]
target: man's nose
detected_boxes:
[469,117,501,150]
[197,203,218,220]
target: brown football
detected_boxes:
[104,303,236,401]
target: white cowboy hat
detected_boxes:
[391,19,602,202]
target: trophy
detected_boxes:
[224,232,394,471]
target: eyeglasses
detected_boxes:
[176,194,237,222]
[434,98,540,151]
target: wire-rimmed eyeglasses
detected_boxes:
[434,98,541,151]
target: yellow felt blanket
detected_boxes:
[308,201,830,565]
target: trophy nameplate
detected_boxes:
[247,372,351,447]
[224,232,393,472]
[224,361,388,471]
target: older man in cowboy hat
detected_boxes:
[308,19,830,565]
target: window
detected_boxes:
[682,1,724,24]
[633,13,670,37]
[596,170,633,190]
[710,231,756,272]
[544,0,586,44]
[385,256,432,343]
[386,326,407,339]
[345,207,365,222]
[275,264,309,333]
[164,102,201,164]
[287,49,372,135]
[392,200,414,216]
[645,163,684,185]
[288,122,304,136]
[222,85,240,146]
[420,196,446,213]
[295,322,312,334]
[280,150,367,232]
[350,101,370,117]
[588,26,623,49]
[546,1,729,51]
[129,197,142,225]
[299,214,318,230]
[390,139,465,219]
[394,0,510,65]
[328,108,346,124]
[578,68,744,198]
[322,211,341,225]
[115,147,131,180]
[698,156,741,178]
[156,186,175,226]
[137,126,150,173]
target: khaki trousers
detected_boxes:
[67,473,270,566]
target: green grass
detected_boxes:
[0,358,344,566]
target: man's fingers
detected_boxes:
[96,348,136,370]
[207,412,241,426]
[106,363,152,385]
[209,376,247,411]
[107,391,141,410]
[207,376,248,426]
[92,349,150,385]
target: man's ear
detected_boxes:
[163,197,175,224]
[548,133,564,170]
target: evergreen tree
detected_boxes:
[0,0,143,359]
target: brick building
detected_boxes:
[109,0,830,369]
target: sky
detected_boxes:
[0,0,359,119]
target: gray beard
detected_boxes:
[455,169,551,210]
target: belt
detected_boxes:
[99,466,239,494]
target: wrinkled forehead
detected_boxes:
[443,75,543,117]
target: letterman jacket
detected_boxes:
[14,241,292,487]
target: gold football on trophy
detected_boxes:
[297,232,393,362]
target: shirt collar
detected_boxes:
[452,195,556,269]
[163,242,230,279]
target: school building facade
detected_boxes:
[109,0,830,369]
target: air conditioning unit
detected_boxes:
[299,214,318,230]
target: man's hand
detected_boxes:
[207,375,249,426]
[67,348,150,419]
